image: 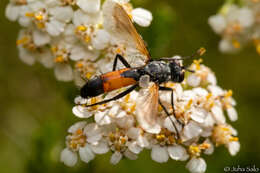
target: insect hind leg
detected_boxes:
[159,86,184,127]
[158,99,181,140]
[113,54,131,71]
[85,84,138,107]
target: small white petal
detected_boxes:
[38,49,54,68]
[151,145,169,163]
[108,104,120,117]
[124,149,138,160]
[187,74,201,87]
[190,108,207,123]
[207,85,224,96]
[46,19,65,36]
[84,123,102,144]
[91,140,109,154]
[115,111,127,118]
[18,6,31,27]
[168,145,189,161]
[72,105,92,118]
[128,141,142,154]
[70,45,99,61]
[219,39,237,53]
[74,96,88,105]
[211,105,226,124]
[32,30,51,46]
[95,111,111,125]
[68,121,87,133]
[60,148,78,167]
[186,157,207,173]
[204,139,214,155]
[73,9,101,26]
[207,73,217,85]
[50,6,73,22]
[208,15,227,34]
[110,151,122,165]
[126,127,141,139]
[164,116,182,133]
[116,115,134,129]
[132,8,153,27]
[228,141,240,156]
[137,135,150,148]
[18,16,32,27]
[79,145,95,163]
[227,107,238,121]
[192,88,208,97]
[92,29,110,50]
[54,64,73,82]
[18,47,35,65]
[182,121,202,141]
[5,4,20,21]
[238,8,254,28]
[77,0,100,13]
[202,113,215,127]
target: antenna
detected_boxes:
[159,47,206,61]
[181,47,206,60]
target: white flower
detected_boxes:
[84,123,102,145]
[228,141,240,156]
[190,108,207,123]
[60,148,78,167]
[211,105,226,124]
[208,15,227,34]
[168,145,189,161]
[92,29,111,50]
[91,139,110,154]
[187,74,201,87]
[219,38,238,53]
[54,64,73,82]
[110,151,123,164]
[186,157,207,173]
[79,145,95,163]
[72,105,92,118]
[182,121,203,141]
[151,145,169,163]
[77,0,101,14]
[226,106,238,121]
[132,8,153,27]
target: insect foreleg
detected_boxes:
[85,84,138,107]
[113,54,131,71]
[158,99,180,140]
[159,86,184,127]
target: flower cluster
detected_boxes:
[208,0,260,54]
[6,0,240,172]
[6,0,153,83]
[61,59,240,173]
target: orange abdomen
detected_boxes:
[101,68,137,92]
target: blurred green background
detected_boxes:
[0,0,260,173]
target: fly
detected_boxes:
[80,0,205,138]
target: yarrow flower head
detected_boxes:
[64,56,240,173]
[6,0,240,172]
[208,0,260,55]
[6,0,153,83]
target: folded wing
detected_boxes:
[136,83,161,134]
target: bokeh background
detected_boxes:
[0,0,260,172]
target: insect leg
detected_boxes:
[158,99,180,140]
[85,84,138,107]
[159,86,184,126]
[113,54,131,71]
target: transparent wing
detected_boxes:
[103,0,150,67]
[136,83,161,134]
